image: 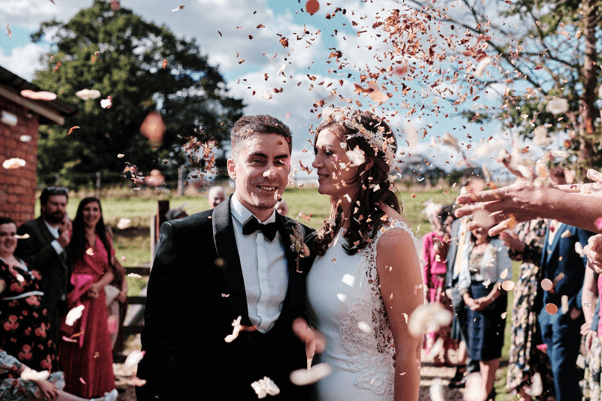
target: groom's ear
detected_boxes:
[364,158,374,170]
[227,158,236,180]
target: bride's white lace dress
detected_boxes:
[306,219,416,401]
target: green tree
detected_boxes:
[409,0,602,178]
[32,0,244,187]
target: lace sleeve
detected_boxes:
[339,219,419,397]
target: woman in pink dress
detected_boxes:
[59,197,116,398]
[422,204,454,365]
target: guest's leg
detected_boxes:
[479,358,499,399]
[550,314,584,401]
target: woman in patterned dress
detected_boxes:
[0,217,57,376]
[504,219,554,401]
[306,108,423,400]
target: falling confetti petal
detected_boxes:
[305,0,320,15]
[430,378,444,401]
[172,5,185,12]
[561,295,569,314]
[2,158,26,169]
[346,146,366,167]
[117,218,132,230]
[251,377,280,398]
[545,98,569,115]
[545,303,558,315]
[123,350,146,373]
[20,90,57,101]
[225,316,243,343]
[541,278,553,291]
[290,363,332,386]
[408,303,452,337]
[6,23,11,39]
[75,89,102,100]
[140,111,166,146]
[21,367,50,381]
[100,96,113,109]
[65,305,85,326]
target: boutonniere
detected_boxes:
[289,221,310,274]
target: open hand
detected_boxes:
[584,234,602,274]
[33,379,59,401]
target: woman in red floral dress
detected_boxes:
[0,217,57,375]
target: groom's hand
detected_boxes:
[293,318,325,361]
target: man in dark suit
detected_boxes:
[538,221,592,401]
[16,186,73,344]
[136,115,316,401]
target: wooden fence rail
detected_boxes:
[114,266,150,363]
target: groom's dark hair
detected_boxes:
[230,115,293,159]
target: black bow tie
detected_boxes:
[242,216,278,241]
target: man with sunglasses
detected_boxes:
[16,186,73,344]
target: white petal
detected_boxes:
[290,363,332,386]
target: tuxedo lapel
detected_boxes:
[35,217,69,268]
[212,197,252,326]
[36,216,57,246]
[276,214,306,320]
[546,223,566,264]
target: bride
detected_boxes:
[305,108,423,400]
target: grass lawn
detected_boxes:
[37,185,518,397]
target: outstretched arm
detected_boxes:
[377,228,423,401]
[455,180,602,235]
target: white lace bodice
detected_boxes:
[306,219,419,400]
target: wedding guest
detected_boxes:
[458,227,512,401]
[59,197,116,399]
[581,267,600,400]
[16,187,73,344]
[207,186,226,208]
[504,220,554,400]
[446,184,483,388]
[0,217,57,374]
[422,204,454,365]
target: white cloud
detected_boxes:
[0,43,46,81]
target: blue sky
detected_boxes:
[0,0,540,180]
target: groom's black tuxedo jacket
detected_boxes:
[136,197,316,401]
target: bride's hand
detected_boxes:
[293,318,325,363]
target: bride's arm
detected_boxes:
[377,227,423,401]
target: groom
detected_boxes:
[136,115,316,400]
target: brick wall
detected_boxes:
[0,97,39,227]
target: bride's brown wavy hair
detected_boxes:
[312,110,401,257]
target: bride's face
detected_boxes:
[312,128,361,199]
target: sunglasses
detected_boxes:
[44,186,69,196]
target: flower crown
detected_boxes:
[321,107,396,166]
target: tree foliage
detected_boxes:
[32,0,244,187]
[409,0,602,178]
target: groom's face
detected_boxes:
[227,132,291,221]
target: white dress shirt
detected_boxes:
[230,196,288,333]
[44,220,65,255]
